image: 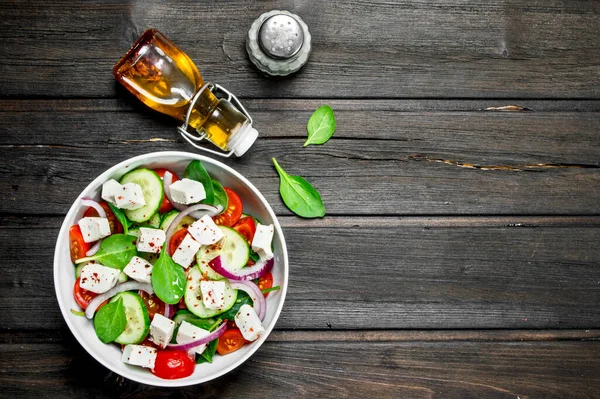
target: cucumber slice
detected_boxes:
[185,267,237,318]
[119,169,163,223]
[109,291,150,344]
[147,213,161,228]
[197,226,250,280]
[160,210,195,233]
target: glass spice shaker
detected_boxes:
[114,29,258,157]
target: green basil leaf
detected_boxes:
[93,297,127,344]
[272,158,326,218]
[211,180,228,210]
[108,202,131,235]
[220,291,253,321]
[151,249,186,304]
[75,234,137,269]
[184,160,214,205]
[304,105,336,147]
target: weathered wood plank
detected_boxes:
[1,100,599,215]
[3,216,600,330]
[1,330,599,398]
[0,0,598,98]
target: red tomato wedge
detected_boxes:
[256,272,274,297]
[216,328,246,355]
[233,216,256,244]
[69,225,91,263]
[138,291,166,321]
[152,350,195,379]
[154,168,180,214]
[168,227,189,256]
[83,201,124,234]
[73,277,98,310]
[213,188,243,227]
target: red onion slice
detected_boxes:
[163,304,175,319]
[208,256,274,281]
[85,281,154,319]
[165,203,222,247]
[167,321,227,351]
[86,240,102,257]
[163,172,187,212]
[230,280,266,321]
[81,198,107,218]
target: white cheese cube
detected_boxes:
[150,314,175,349]
[235,304,264,342]
[251,223,274,261]
[176,321,210,355]
[200,280,226,310]
[121,345,157,369]
[79,262,120,294]
[136,227,166,253]
[78,217,111,243]
[115,182,146,210]
[172,234,201,268]
[169,178,206,205]
[188,215,224,245]
[123,256,153,284]
[101,179,122,206]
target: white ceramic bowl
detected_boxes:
[53,151,288,387]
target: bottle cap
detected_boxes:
[247,10,312,76]
[229,124,259,156]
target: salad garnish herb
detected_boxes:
[93,297,127,344]
[151,247,186,305]
[304,105,336,147]
[75,234,137,269]
[272,158,326,218]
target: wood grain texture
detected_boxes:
[3,216,600,330]
[0,0,599,98]
[1,330,599,399]
[1,99,599,215]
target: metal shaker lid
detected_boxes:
[247,10,312,76]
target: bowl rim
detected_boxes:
[53,151,289,387]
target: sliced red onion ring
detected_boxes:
[81,198,106,218]
[165,203,222,247]
[167,321,227,351]
[208,255,274,281]
[163,304,175,319]
[163,172,187,212]
[230,280,266,321]
[86,240,102,256]
[85,281,154,319]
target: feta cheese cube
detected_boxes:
[78,217,111,243]
[235,304,264,342]
[115,182,146,210]
[176,321,210,355]
[121,345,157,369]
[123,256,153,284]
[136,227,166,253]
[79,262,120,294]
[101,179,122,206]
[169,178,206,205]
[200,280,226,310]
[251,223,274,261]
[172,234,201,268]
[188,215,224,245]
[150,314,175,349]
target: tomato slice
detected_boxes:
[233,216,256,244]
[73,277,98,310]
[154,168,180,214]
[168,227,189,256]
[138,291,166,321]
[69,225,91,263]
[216,328,246,355]
[213,188,243,227]
[256,272,274,297]
[152,350,195,379]
[83,201,124,234]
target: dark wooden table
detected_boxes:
[2,1,600,397]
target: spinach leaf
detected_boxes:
[108,202,131,235]
[220,291,253,321]
[184,160,214,205]
[304,105,336,147]
[151,249,186,304]
[75,234,137,269]
[249,251,260,262]
[212,180,228,210]
[93,297,127,344]
[272,158,326,218]
[197,339,218,364]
